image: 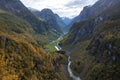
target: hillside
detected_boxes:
[0,8,66,80]
[0,0,46,33]
[0,0,70,80]
[62,0,120,80]
[0,0,120,80]
[55,14,67,33]
[0,0,59,44]
[62,17,71,25]
[69,0,119,28]
[30,8,64,34]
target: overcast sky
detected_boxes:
[20,0,98,19]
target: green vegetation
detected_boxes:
[62,2,120,80]
[0,9,67,80]
[0,35,66,80]
[44,36,63,53]
[62,19,120,80]
[44,43,56,53]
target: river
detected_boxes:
[68,56,81,80]
[55,45,81,80]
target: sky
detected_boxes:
[20,0,98,19]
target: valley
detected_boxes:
[53,37,81,80]
[0,0,120,80]
[68,56,81,80]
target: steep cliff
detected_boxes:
[30,8,63,34]
[69,0,119,28]
[0,8,63,80]
[0,0,60,44]
[62,0,120,80]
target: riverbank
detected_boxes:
[59,65,73,80]
[44,36,72,80]
[68,56,81,80]
[55,42,81,80]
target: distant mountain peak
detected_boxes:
[29,8,64,34]
[40,8,54,14]
[62,17,72,25]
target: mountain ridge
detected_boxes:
[0,1,67,79]
[30,8,64,34]
[68,0,119,29]
[0,0,61,44]
[62,0,120,80]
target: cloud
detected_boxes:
[65,0,87,7]
[20,0,98,18]
[65,0,98,8]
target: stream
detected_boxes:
[55,45,81,80]
[68,56,81,80]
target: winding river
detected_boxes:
[68,56,81,80]
[55,45,81,80]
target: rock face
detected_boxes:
[62,17,72,25]
[62,0,120,80]
[61,17,72,33]
[69,0,119,28]
[30,8,64,34]
[0,0,72,80]
[0,0,51,34]
[66,0,120,44]
[0,0,61,43]
[55,14,67,33]
[0,1,64,80]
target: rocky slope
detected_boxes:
[62,17,71,25]
[0,0,67,80]
[30,8,64,34]
[55,14,67,33]
[0,8,65,80]
[69,0,119,28]
[64,0,120,45]
[62,0,120,80]
[61,17,72,33]
[0,0,60,44]
[0,0,46,33]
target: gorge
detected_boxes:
[54,39,81,80]
[0,0,120,80]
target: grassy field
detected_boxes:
[44,36,63,53]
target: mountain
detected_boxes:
[0,8,63,80]
[0,0,67,80]
[61,17,72,33]
[30,8,64,34]
[65,0,120,44]
[62,0,120,80]
[69,0,119,28]
[0,0,46,33]
[62,17,72,25]
[54,14,67,33]
[0,0,60,44]
[28,7,38,12]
